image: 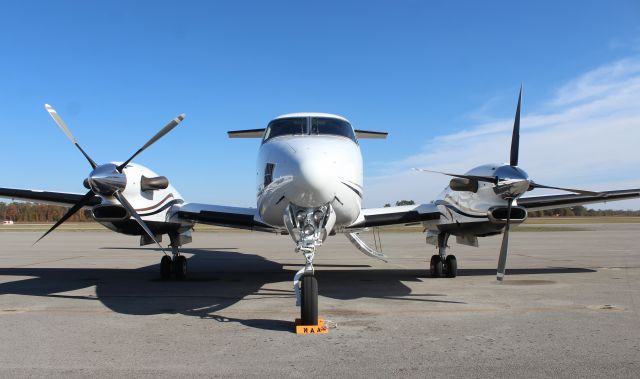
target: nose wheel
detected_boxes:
[300,274,318,325]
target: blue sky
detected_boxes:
[1,1,639,209]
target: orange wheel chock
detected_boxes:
[295,319,328,334]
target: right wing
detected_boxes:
[0,187,101,207]
[517,188,640,212]
[346,203,441,230]
[172,203,276,232]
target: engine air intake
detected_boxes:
[488,206,527,224]
[92,205,130,221]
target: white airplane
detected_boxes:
[1,90,639,325]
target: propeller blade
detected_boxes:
[117,113,186,172]
[34,190,96,245]
[413,168,496,183]
[496,198,514,281]
[113,192,166,254]
[44,104,98,169]
[510,86,522,167]
[529,182,604,197]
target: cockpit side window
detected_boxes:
[310,117,357,143]
[263,117,307,142]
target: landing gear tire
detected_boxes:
[301,274,318,325]
[160,255,172,280]
[430,255,443,278]
[445,255,457,278]
[174,255,187,280]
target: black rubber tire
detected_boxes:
[445,255,457,278]
[430,255,443,278]
[300,274,318,326]
[429,255,438,276]
[174,255,187,280]
[160,255,172,280]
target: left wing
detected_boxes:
[347,203,441,229]
[517,188,640,212]
[0,187,101,207]
[172,203,276,232]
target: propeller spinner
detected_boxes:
[36,104,186,252]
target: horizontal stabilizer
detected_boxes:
[227,129,265,138]
[355,130,388,139]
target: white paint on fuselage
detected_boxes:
[257,132,363,229]
[96,163,188,233]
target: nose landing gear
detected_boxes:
[285,204,335,330]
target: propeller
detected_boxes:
[528,182,603,197]
[37,104,185,253]
[496,198,513,281]
[45,104,98,169]
[412,168,496,183]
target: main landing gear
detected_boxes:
[430,233,457,278]
[160,243,188,280]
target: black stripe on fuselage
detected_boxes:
[138,199,183,217]
[341,181,363,198]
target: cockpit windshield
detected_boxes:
[310,117,356,142]
[263,116,357,143]
[263,117,307,141]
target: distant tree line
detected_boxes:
[528,205,640,217]
[0,202,92,222]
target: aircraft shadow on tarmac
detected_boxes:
[0,247,596,332]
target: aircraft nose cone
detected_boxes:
[290,158,337,207]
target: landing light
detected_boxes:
[303,225,315,236]
[296,210,306,224]
[313,210,324,223]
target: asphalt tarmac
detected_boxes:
[0,224,639,378]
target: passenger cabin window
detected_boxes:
[311,117,357,143]
[263,117,307,142]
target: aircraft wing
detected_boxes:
[346,203,441,229]
[0,187,101,207]
[517,188,640,212]
[172,203,277,232]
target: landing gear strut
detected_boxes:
[430,233,457,278]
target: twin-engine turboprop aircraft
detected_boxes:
[1,91,639,325]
